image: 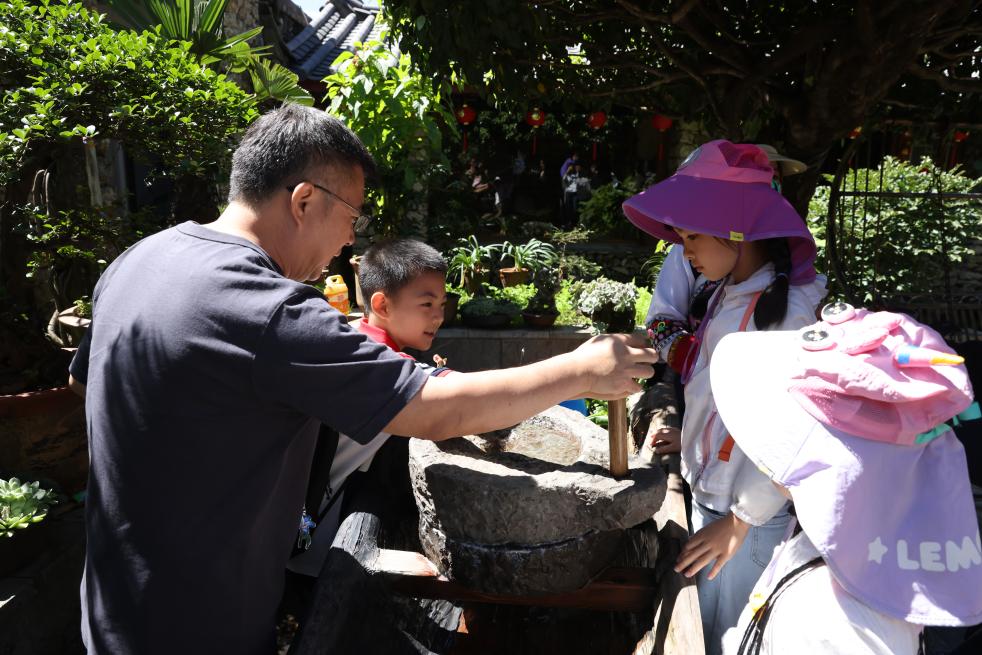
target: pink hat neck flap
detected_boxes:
[621,139,817,284]
[709,306,980,626]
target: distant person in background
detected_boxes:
[755,144,806,194]
[562,162,583,227]
[559,150,579,178]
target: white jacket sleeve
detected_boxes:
[644,244,695,327]
[728,455,789,526]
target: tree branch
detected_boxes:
[907,62,982,93]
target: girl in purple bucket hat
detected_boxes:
[711,304,981,654]
[622,140,827,653]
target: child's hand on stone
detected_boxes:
[675,512,750,580]
[649,426,682,454]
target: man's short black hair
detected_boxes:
[228,103,377,206]
[359,239,447,312]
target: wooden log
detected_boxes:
[375,547,657,613]
[632,453,705,655]
[608,397,630,476]
[291,439,462,655]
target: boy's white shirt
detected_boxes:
[286,431,390,577]
[721,529,921,655]
[679,263,827,525]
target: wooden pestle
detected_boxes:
[607,398,629,477]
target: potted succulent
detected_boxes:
[460,296,521,329]
[0,477,59,576]
[522,267,562,329]
[447,235,494,294]
[573,277,640,333]
[496,238,557,287]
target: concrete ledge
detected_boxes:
[412,326,594,372]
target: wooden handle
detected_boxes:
[607,398,629,477]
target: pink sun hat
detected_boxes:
[621,140,817,284]
[710,305,981,626]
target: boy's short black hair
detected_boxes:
[359,239,447,312]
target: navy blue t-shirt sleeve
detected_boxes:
[253,292,428,444]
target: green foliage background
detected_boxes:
[807,157,982,303]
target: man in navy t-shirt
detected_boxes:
[69,104,657,654]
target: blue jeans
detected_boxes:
[691,502,791,655]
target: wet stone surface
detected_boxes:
[410,406,667,594]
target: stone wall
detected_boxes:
[412,326,594,373]
[224,0,262,41]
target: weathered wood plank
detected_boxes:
[291,439,462,655]
[375,547,657,613]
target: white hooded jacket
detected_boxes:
[676,263,827,525]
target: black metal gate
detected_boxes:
[821,129,982,342]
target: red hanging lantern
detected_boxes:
[949,130,970,169]
[455,104,476,125]
[651,114,673,132]
[455,104,477,153]
[587,111,607,161]
[848,126,862,139]
[587,111,607,130]
[525,108,546,155]
[651,114,674,165]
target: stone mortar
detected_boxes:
[410,405,667,594]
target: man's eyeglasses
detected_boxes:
[287,182,372,232]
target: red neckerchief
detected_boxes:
[357,318,415,360]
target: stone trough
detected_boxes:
[409,406,668,596]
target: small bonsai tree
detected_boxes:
[525,267,562,316]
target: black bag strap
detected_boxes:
[304,424,340,518]
[736,557,824,655]
[292,425,342,558]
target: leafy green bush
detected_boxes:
[460,296,522,319]
[0,0,259,390]
[324,32,454,237]
[0,0,258,189]
[807,157,982,302]
[1,478,59,538]
[576,178,640,237]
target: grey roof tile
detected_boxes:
[288,0,382,81]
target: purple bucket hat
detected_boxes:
[621,140,817,284]
[710,306,981,626]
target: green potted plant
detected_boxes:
[459,296,521,329]
[573,278,640,333]
[522,267,562,328]
[447,235,494,294]
[443,284,463,326]
[496,238,557,287]
[0,477,59,576]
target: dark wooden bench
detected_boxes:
[886,302,982,343]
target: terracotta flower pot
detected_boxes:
[498,267,531,288]
[462,269,488,295]
[0,519,53,577]
[461,313,512,329]
[522,310,559,329]
[0,386,88,493]
[444,292,460,326]
[589,307,636,334]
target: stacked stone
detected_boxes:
[409,405,667,595]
